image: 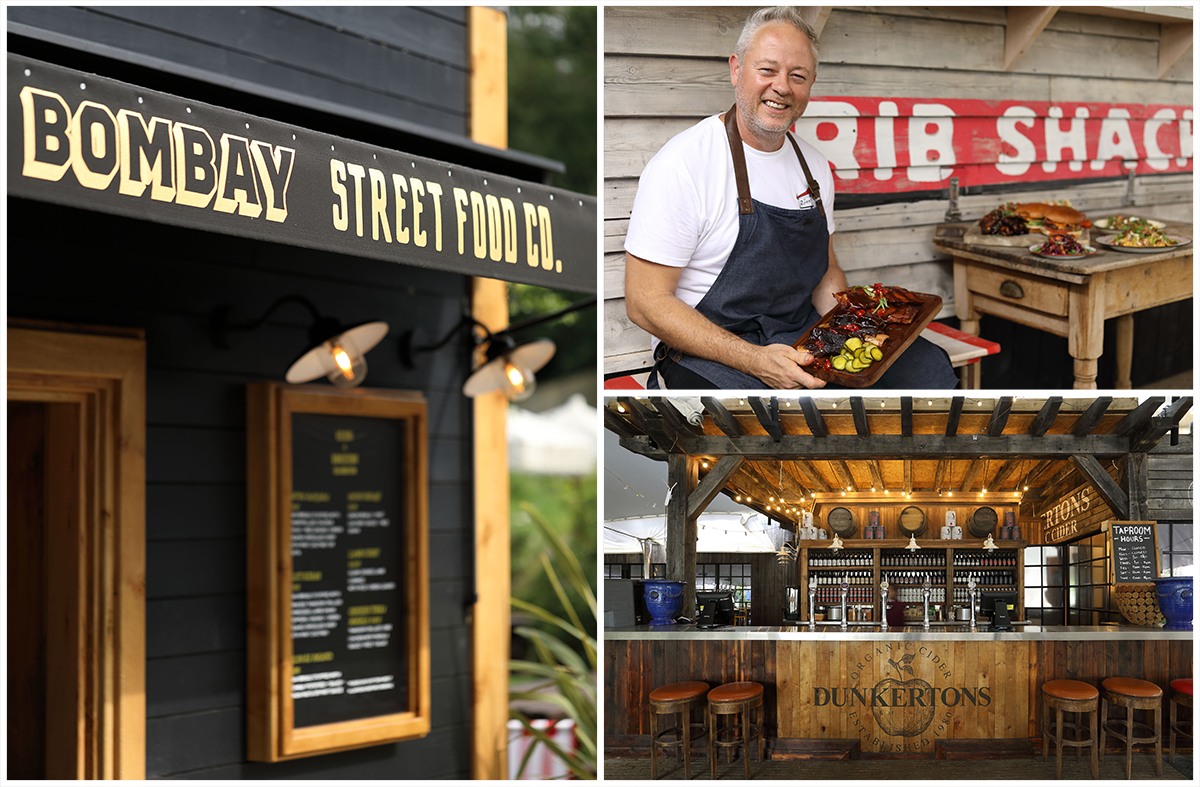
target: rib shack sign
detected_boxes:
[8,54,596,293]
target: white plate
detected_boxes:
[1095,235,1192,253]
[1093,216,1166,231]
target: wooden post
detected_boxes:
[1125,453,1150,522]
[468,6,511,780]
[666,453,700,617]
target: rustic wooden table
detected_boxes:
[933,219,1193,388]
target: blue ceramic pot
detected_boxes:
[1153,577,1193,630]
[643,580,686,626]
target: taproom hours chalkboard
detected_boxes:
[290,412,407,728]
[1108,521,1160,584]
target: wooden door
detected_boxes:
[7,322,146,779]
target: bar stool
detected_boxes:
[648,681,709,779]
[707,681,763,780]
[1041,679,1099,779]
[1099,677,1163,779]
[1168,678,1192,763]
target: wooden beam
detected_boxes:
[904,459,913,495]
[1072,396,1112,436]
[1128,397,1192,453]
[934,458,949,493]
[603,406,641,439]
[665,454,699,616]
[793,459,831,492]
[650,397,704,442]
[833,459,857,492]
[946,396,964,436]
[1005,6,1059,71]
[901,396,913,436]
[866,461,886,492]
[781,462,814,500]
[664,433,1132,460]
[990,459,1022,490]
[987,396,1013,437]
[703,397,744,437]
[850,396,870,436]
[687,455,746,521]
[1070,453,1129,520]
[799,397,828,437]
[1028,396,1062,437]
[619,396,674,449]
[1125,453,1150,521]
[960,458,985,492]
[1109,396,1165,436]
[1159,22,1192,79]
[750,396,783,441]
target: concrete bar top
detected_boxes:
[604,623,1192,642]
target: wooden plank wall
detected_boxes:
[1147,437,1193,523]
[603,6,1193,380]
[6,5,471,135]
[7,198,478,779]
[605,637,1191,747]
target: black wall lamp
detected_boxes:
[212,295,388,388]
[401,296,595,402]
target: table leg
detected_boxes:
[1115,314,1134,389]
[1068,275,1105,390]
[953,258,980,336]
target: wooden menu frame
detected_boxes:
[1104,520,1161,585]
[246,383,430,761]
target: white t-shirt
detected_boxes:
[624,113,836,310]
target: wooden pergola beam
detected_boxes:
[750,396,783,441]
[1005,6,1059,71]
[1070,453,1129,520]
[799,397,828,437]
[1110,396,1165,437]
[665,453,699,616]
[987,396,1013,437]
[1128,397,1192,453]
[1028,396,1062,437]
[1072,396,1112,436]
[901,396,913,436]
[603,406,640,439]
[703,397,744,437]
[850,396,870,436]
[686,455,746,520]
[650,397,704,442]
[959,458,985,493]
[904,459,913,495]
[946,396,964,436]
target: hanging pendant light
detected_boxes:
[462,334,556,402]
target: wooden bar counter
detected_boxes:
[604,625,1191,757]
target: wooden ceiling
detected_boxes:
[605,395,1191,527]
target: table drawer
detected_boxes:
[963,265,1069,317]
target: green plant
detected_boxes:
[509,500,597,779]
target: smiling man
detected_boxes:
[623,6,957,390]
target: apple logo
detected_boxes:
[871,653,936,737]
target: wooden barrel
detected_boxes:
[968,506,998,538]
[827,507,856,536]
[898,505,927,536]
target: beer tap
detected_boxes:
[807,576,817,630]
[921,573,932,630]
[839,574,849,631]
[968,575,978,631]
[879,578,889,628]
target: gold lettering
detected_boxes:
[453,187,469,254]
[410,177,427,247]
[426,181,444,252]
[346,162,367,237]
[369,168,391,242]
[330,159,348,231]
[392,174,410,244]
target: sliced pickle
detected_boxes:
[831,355,848,370]
[870,346,883,361]
[844,337,863,352]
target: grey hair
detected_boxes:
[734,7,820,67]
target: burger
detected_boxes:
[1013,202,1090,237]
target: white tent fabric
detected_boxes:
[507,393,596,475]
[604,513,791,555]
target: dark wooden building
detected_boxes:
[7,7,595,779]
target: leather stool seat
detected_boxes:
[1100,677,1163,779]
[707,681,764,780]
[648,681,710,779]
[709,681,764,703]
[1044,679,1100,702]
[1168,678,1193,764]
[1103,677,1163,698]
[1042,680,1099,779]
[650,681,710,703]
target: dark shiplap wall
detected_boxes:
[9,198,478,778]
[7,5,470,135]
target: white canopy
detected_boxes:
[604,512,792,555]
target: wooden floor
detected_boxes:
[603,752,1193,780]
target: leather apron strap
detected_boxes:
[723,104,825,218]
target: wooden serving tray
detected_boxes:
[792,292,942,387]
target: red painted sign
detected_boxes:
[796,97,1193,194]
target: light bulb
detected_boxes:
[501,359,536,402]
[326,343,367,388]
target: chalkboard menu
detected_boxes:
[290,412,407,728]
[1107,521,1160,583]
[247,384,429,761]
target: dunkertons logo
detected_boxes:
[813,643,991,752]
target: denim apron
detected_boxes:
[650,106,828,389]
